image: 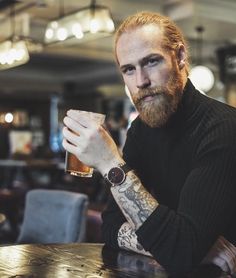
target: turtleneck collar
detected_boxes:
[159,78,199,130]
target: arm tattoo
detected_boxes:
[118,222,152,257]
[111,171,158,230]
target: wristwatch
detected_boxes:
[104,163,132,186]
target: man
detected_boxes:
[62,12,236,276]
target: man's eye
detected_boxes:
[123,67,135,75]
[147,58,159,66]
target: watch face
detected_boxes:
[108,167,125,185]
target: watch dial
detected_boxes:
[108,167,125,184]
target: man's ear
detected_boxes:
[176,44,186,70]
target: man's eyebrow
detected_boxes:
[119,53,163,71]
[141,53,163,65]
[120,63,133,71]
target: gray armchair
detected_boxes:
[17,189,88,244]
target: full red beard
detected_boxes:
[132,67,184,128]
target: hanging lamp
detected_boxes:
[189,26,215,93]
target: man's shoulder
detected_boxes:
[204,96,236,128]
[193,96,236,154]
[184,80,236,125]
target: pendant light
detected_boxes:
[44,0,115,44]
[189,26,215,93]
[0,5,30,70]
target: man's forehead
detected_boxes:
[118,23,162,42]
[136,23,162,35]
[116,24,164,64]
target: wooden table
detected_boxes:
[0,243,166,278]
[0,243,228,278]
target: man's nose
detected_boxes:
[136,68,151,89]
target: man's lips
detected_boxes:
[138,93,160,103]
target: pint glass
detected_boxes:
[65,111,105,177]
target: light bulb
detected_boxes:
[16,49,26,61]
[45,28,54,39]
[5,113,14,123]
[6,51,15,65]
[90,19,99,33]
[0,53,7,65]
[56,27,68,41]
[189,65,215,92]
[72,23,84,39]
[106,18,115,32]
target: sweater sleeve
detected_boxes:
[136,120,236,275]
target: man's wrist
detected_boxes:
[99,157,125,176]
[104,163,132,187]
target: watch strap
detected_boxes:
[120,163,132,174]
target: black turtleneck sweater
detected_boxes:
[101,80,236,275]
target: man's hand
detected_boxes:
[62,110,124,174]
[202,236,236,274]
[118,222,152,256]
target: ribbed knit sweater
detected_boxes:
[102,79,236,275]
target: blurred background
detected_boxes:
[0,0,236,244]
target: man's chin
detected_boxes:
[138,98,179,128]
[139,106,170,128]
[140,114,169,128]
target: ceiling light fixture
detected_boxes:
[0,5,30,70]
[44,0,115,44]
[189,26,215,93]
[0,39,29,69]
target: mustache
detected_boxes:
[135,87,164,104]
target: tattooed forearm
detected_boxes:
[118,222,152,257]
[111,171,158,230]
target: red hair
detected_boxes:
[114,11,189,74]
